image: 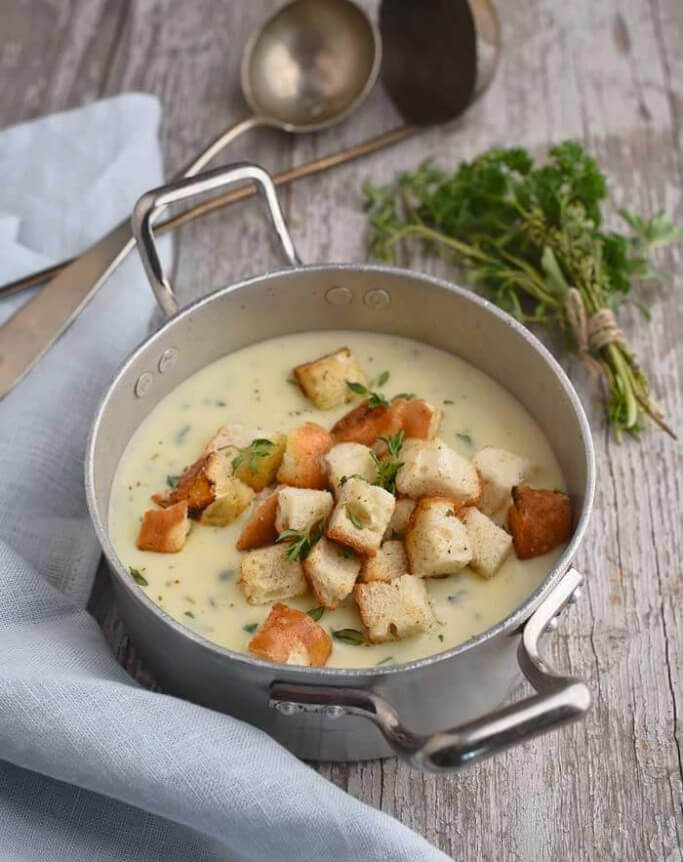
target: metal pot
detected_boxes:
[85,163,594,772]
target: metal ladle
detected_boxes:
[0,0,499,301]
[185,0,381,173]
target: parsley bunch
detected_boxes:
[363,141,681,439]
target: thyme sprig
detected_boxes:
[371,429,405,493]
[346,380,388,409]
[276,518,326,561]
[231,438,274,473]
[363,141,682,439]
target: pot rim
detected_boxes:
[85,262,595,679]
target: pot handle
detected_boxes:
[131,163,301,317]
[269,567,590,772]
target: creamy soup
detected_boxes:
[109,331,566,668]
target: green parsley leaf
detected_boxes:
[443,399,454,405]
[346,380,369,396]
[166,474,181,488]
[306,607,325,621]
[332,628,367,645]
[243,622,259,633]
[392,392,416,401]
[375,370,390,387]
[456,431,473,447]
[346,380,388,409]
[129,567,148,587]
[184,611,195,619]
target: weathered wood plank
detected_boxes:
[2,1,681,859]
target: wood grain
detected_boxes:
[1,1,681,859]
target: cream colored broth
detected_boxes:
[109,331,566,668]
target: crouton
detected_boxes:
[360,540,408,582]
[384,498,416,539]
[236,487,281,551]
[239,544,308,605]
[302,537,361,608]
[324,442,377,495]
[137,501,191,553]
[392,397,442,439]
[473,447,535,515]
[153,450,253,523]
[205,424,286,492]
[508,485,572,559]
[331,401,403,446]
[275,487,334,534]
[326,477,396,556]
[354,575,433,643]
[405,497,472,577]
[395,438,480,504]
[276,422,333,490]
[293,347,367,410]
[249,603,332,666]
[460,506,513,578]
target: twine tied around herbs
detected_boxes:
[564,287,626,376]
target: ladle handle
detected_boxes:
[269,568,591,773]
[179,115,267,177]
[132,162,300,317]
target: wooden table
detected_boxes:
[2,2,681,859]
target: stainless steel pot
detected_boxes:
[85,163,595,772]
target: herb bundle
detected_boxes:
[363,141,682,439]
[276,518,325,561]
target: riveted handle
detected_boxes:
[270,568,590,772]
[131,162,301,317]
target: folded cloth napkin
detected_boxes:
[0,96,453,862]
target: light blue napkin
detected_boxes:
[0,96,453,862]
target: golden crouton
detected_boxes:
[508,485,572,560]
[275,487,334,534]
[395,438,480,504]
[326,477,396,557]
[236,488,281,551]
[200,476,254,526]
[473,447,535,515]
[152,450,253,524]
[293,347,367,410]
[324,442,377,495]
[303,537,361,609]
[384,498,416,539]
[460,506,513,578]
[239,544,308,605]
[137,501,191,553]
[405,497,472,577]
[331,401,403,446]
[276,422,333,490]
[354,575,434,643]
[392,397,442,440]
[360,540,408,582]
[249,603,332,666]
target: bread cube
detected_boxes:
[508,485,572,559]
[239,545,308,605]
[405,497,472,577]
[198,476,253,526]
[331,401,403,446]
[326,477,396,556]
[360,540,408,582]
[303,537,361,608]
[249,603,332,666]
[293,347,367,410]
[204,424,286,492]
[236,487,281,551]
[276,422,333,490]
[473,447,534,515]
[324,442,377,495]
[460,506,513,578]
[137,501,191,553]
[392,397,442,440]
[153,450,253,523]
[354,575,433,643]
[275,487,334,534]
[384,498,416,539]
[395,438,480,504]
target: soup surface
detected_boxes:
[109,330,566,668]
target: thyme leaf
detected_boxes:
[128,566,148,587]
[276,517,326,561]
